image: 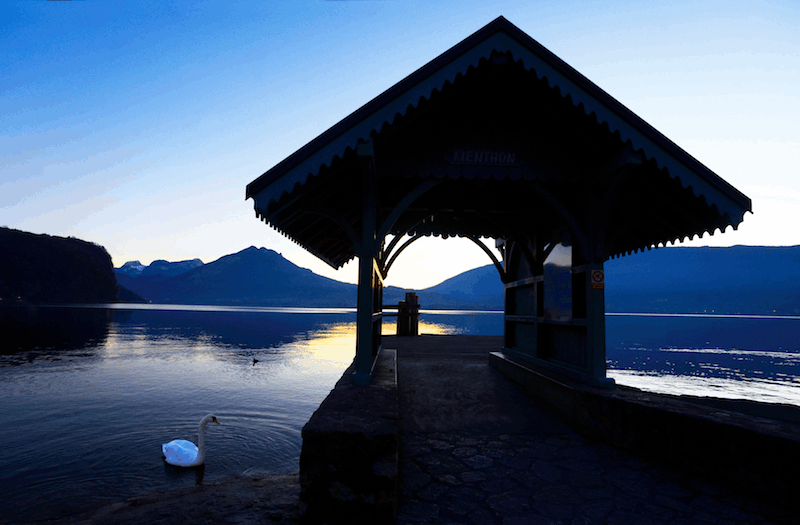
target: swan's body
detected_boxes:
[162,414,220,467]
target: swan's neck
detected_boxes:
[196,420,208,463]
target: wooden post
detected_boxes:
[354,255,377,385]
[353,140,380,386]
[395,292,419,336]
[406,292,419,336]
[397,300,409,336]
[586,262,614,388]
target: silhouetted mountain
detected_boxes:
[116,258,204,277]
[116,285,147,303]
[117,246,489,309]
[115,258,204,303]
[422,245,800,315]
[605,246,800,315]
[116,260,146,276]
[141,258,204,277]
[0,227,118,304]
[116,244,800,315]
[416,265,503,310]
[119,246,361,306]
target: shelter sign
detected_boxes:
[445,149,522,166]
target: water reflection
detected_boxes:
[0,305,506,523]
[0,307,360,523]
[0,304,111,364]
[606,314,800,405]
[109,307,347,348]
[382,318,461,336]
[412,310,503,336]
[163,461,205,485]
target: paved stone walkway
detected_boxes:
[393,336,796,525]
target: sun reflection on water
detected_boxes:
[381,319,465,336]
[282,322,356,373]
[276,318,465,374]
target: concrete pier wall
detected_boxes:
[299,348,399,524]
[489,351,800,509]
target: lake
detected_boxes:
[1,305,798,523]
[606,312,800,405]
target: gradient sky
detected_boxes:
[2,0,798,289]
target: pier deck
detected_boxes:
[391,335,796,525]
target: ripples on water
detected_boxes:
[0,305,501,522]
[0,306,357,522]
[1,306,799,522]
[605,313,800,405]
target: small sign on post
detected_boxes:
[591,270,605,290]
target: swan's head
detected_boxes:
[202,414,221,426]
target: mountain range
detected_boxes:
[117,247,359,307]
[116,245,800,315]
[604,245,800,315]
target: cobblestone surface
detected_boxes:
[393,336,796,525]
[399,430,796,525]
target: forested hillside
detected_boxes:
[0,228,118,304]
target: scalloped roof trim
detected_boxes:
[248,17,751,261]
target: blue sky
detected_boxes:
[2,0,798,288]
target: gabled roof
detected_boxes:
[246,16,751,267]
[247,16,749,213]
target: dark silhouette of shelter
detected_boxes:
[246,17,751,387]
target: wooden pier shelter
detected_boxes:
[246,17,750,388]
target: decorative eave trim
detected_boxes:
[247,16,751,251]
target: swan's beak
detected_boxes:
[213,417,221,425]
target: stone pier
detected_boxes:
[299,347,399,524]
[300,335,799,524]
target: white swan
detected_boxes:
[162,414,220,467]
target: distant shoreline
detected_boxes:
[15,303,800,320]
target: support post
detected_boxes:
[396,292,419,336]
[585,262,615,388]
[353,140,381,386]
[406,292,419,336]
[354,254,378,385]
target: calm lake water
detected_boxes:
[606,313,800,405]
[1,305,798,523]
